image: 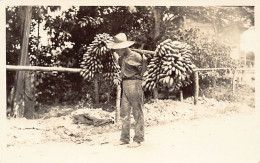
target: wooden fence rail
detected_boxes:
[6,65,122,122]
[193,67,255,105]
[6,65,81,73]
[194,67,254,71]
[194,68,231,71]
[7,65,254,108]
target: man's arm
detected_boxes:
[112,52,119,64]
[140,55,148,76]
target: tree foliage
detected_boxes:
[6,6,254,106]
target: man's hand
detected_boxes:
[143,55,148,62]
[112,52,119,64]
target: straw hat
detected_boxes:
[107,33,135,49]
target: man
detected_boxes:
[107,33,147,148]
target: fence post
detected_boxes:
[179,90,183,102]
[194,71,199,105]
[232,69,237,94]
[93,77,99,103]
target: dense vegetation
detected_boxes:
[6,6,254,110]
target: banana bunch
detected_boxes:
[143,55,164,91]
[80,33,121,85]
[143,39,196,91]
[102,51,121,86]
[80,54,102,80]
[87,33,113,58]
[80,33,113,81]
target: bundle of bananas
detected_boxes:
[102,52,121,86]
[80,33,121,85]
[142,55,164,91]
[143,39,196,91]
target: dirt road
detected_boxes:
[4,109,260,163]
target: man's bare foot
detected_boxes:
[127,142,141,148]
[114,141,129,146]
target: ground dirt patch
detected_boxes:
[4,84,258,163]
[6,96,254,147]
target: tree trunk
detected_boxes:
[152,6,162,101]
[24,71,34,118]
[153,6,161,40]
[93,75,99,104]
[12,6,34,118]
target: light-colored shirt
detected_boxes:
[119,51,144,80]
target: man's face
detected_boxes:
[115,48,125,56]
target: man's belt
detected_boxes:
[122,75,142,81]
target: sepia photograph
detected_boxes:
[3,3,259,163]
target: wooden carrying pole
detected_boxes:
[115,85,121,122]
[131,48,155,55]
[7,48,155,119]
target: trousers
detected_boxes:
[120,79,144,143]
